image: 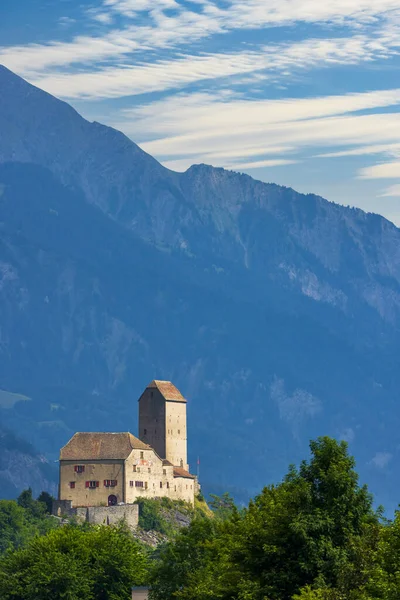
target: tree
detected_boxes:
[0,523,149,600]
[37,491,54,514]
[17,488,46,519]
[0,498,58,555]
[208,492,237,520]
[150,437,378,600]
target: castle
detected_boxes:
[54,381,199,520]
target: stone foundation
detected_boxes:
[52,500,139,530]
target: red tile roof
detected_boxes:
[60,432,150,461]
[147,380,186,402]
[173,467,196,480]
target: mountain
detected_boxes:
[0,425,57,499]
[1,64,400,509]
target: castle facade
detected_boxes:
[57,381,199,509]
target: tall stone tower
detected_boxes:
[138,380,188,471]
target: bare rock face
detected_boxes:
[1,65,400,509]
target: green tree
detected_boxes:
[149,515,221,600]
[37,491,54,514]
[150,437,378,600]
[209,492,237,520]
[0,523,149,600]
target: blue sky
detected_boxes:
[2,1,400,223]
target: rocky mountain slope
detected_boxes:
[1,65,400,508]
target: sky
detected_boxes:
[2,1,400,223]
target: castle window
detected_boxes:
[160,482,163,488]
[145,482,148,490]
[163,469,166,475]
[167,482,170,489]
[178,430,180,434]
[133,465,137,472]
[135,481,144,488]
[86,481,99,489]
[144,429,147,435]
[140,451,144,459]
[74,465,85,474]
[104,480,117,487]
[69,482,75,489]
[130,481,134,487]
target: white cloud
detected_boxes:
[109,89,400,172]
[1,0,400,80]
[381,184,400,196]
[359,161,400,178]
[18,33,399,100]
[370,451,392,468]
[58,16,76,28]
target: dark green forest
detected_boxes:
[2,437,400,599]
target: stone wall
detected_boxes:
[86,504,139,529]
[52,500,139,530]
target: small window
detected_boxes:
[163,469,166,475]
[104,480,117,488]
[145,482,148,490]
[137,467,140,473]
[144,428,147,435]
[167,482,170,489]
[140,451,144,459]
[130,481,134,487]
[178,430,180,434]
[74,465,85,474]
[133,465,137,472]
[135,481,144,488]
[160,482,163,488]
[86,481,98,489]
[70,482,75,489]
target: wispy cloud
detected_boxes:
[381,184,400,196]
[370,451,393,468]
[359,161,400,179]
[1,0,400,79]
[109,88,400,172]
[10,32,398,101]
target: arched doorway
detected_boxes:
[108,494,117,506]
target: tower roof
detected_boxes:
[60,432,150,461]
[145,380,186,402]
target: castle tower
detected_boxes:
[138,380,188,471]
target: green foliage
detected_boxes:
[0,492,58,555]
[37,491,54,514]
[208,492,237,520]
[150,437,380,600]
[0,523,149,600]
[136,498,172,535]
